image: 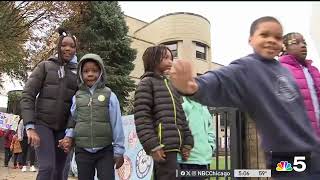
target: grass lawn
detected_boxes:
[210,156,230,170]
[210,156,231,180]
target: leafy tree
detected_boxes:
[0,1,29,84]
[0,1,80,85]
[64,1,137,111]
[26,1,89,66]
[7,90,22,115]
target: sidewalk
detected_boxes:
[0,151,77,180]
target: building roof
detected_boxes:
[133,12,210,34]
[124,14,148,24]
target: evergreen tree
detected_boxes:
[64,1,136,111]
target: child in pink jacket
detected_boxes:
[279,32,320,138]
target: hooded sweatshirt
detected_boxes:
[21,55,78,131]
[65,53,125,157]
[189,53,320,177]
[177,97,215,165]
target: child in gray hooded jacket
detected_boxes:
[59,53,125,180]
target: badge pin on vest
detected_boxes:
[98,95,106,102]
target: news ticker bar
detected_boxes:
[176,169,271,177]
[234,169,271,177]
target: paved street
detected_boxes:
[0,151,77,180]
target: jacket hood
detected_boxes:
[77,53,106,89]
[279,55,313,68]
[48,54,78,65]
[140,71,165,79]
[47,56,59,64]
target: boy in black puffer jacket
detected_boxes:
[134,45,194,180]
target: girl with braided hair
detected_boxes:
[279,32,320,139]
[20,27,78,180]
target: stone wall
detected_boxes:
[244,114,270,180]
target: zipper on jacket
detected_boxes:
[158,123,163,146]
[164,78,182,149]
[56,64,65,129]
[88,95,93,148]
[88,97,92,107]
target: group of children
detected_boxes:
[0,129,17,168]
[1,120,36,172]
[16,15,320,180]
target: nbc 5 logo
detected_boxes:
[276,156,306,172]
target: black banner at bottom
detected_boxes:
[176,169,232,177]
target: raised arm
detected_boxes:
[170,59,249,110]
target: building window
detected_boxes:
[196,42,206,60]
[162,41,178,58]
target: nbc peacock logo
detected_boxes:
[276,161,293,171]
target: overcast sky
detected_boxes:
[119,1,320,67]
[1,1,319,95]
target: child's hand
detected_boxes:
[58,137,73,153]
[26,129,40,148]
[151,148,166,162]
[169,59,199,95]
[181,147,191,161]
[114,156,124,169]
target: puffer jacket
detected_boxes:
[280,55,320,137]
[134,72,194,155]
[20,56,78,131]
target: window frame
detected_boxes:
[162,41,178,58]
[195,42,207,60]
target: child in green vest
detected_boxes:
[59,53,125,180]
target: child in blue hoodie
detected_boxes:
[170,16,320,179]
[59,53,125,180]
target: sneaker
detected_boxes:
[30,165,37,172]
[21,166,27,172]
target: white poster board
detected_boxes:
[0,112,20,131]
